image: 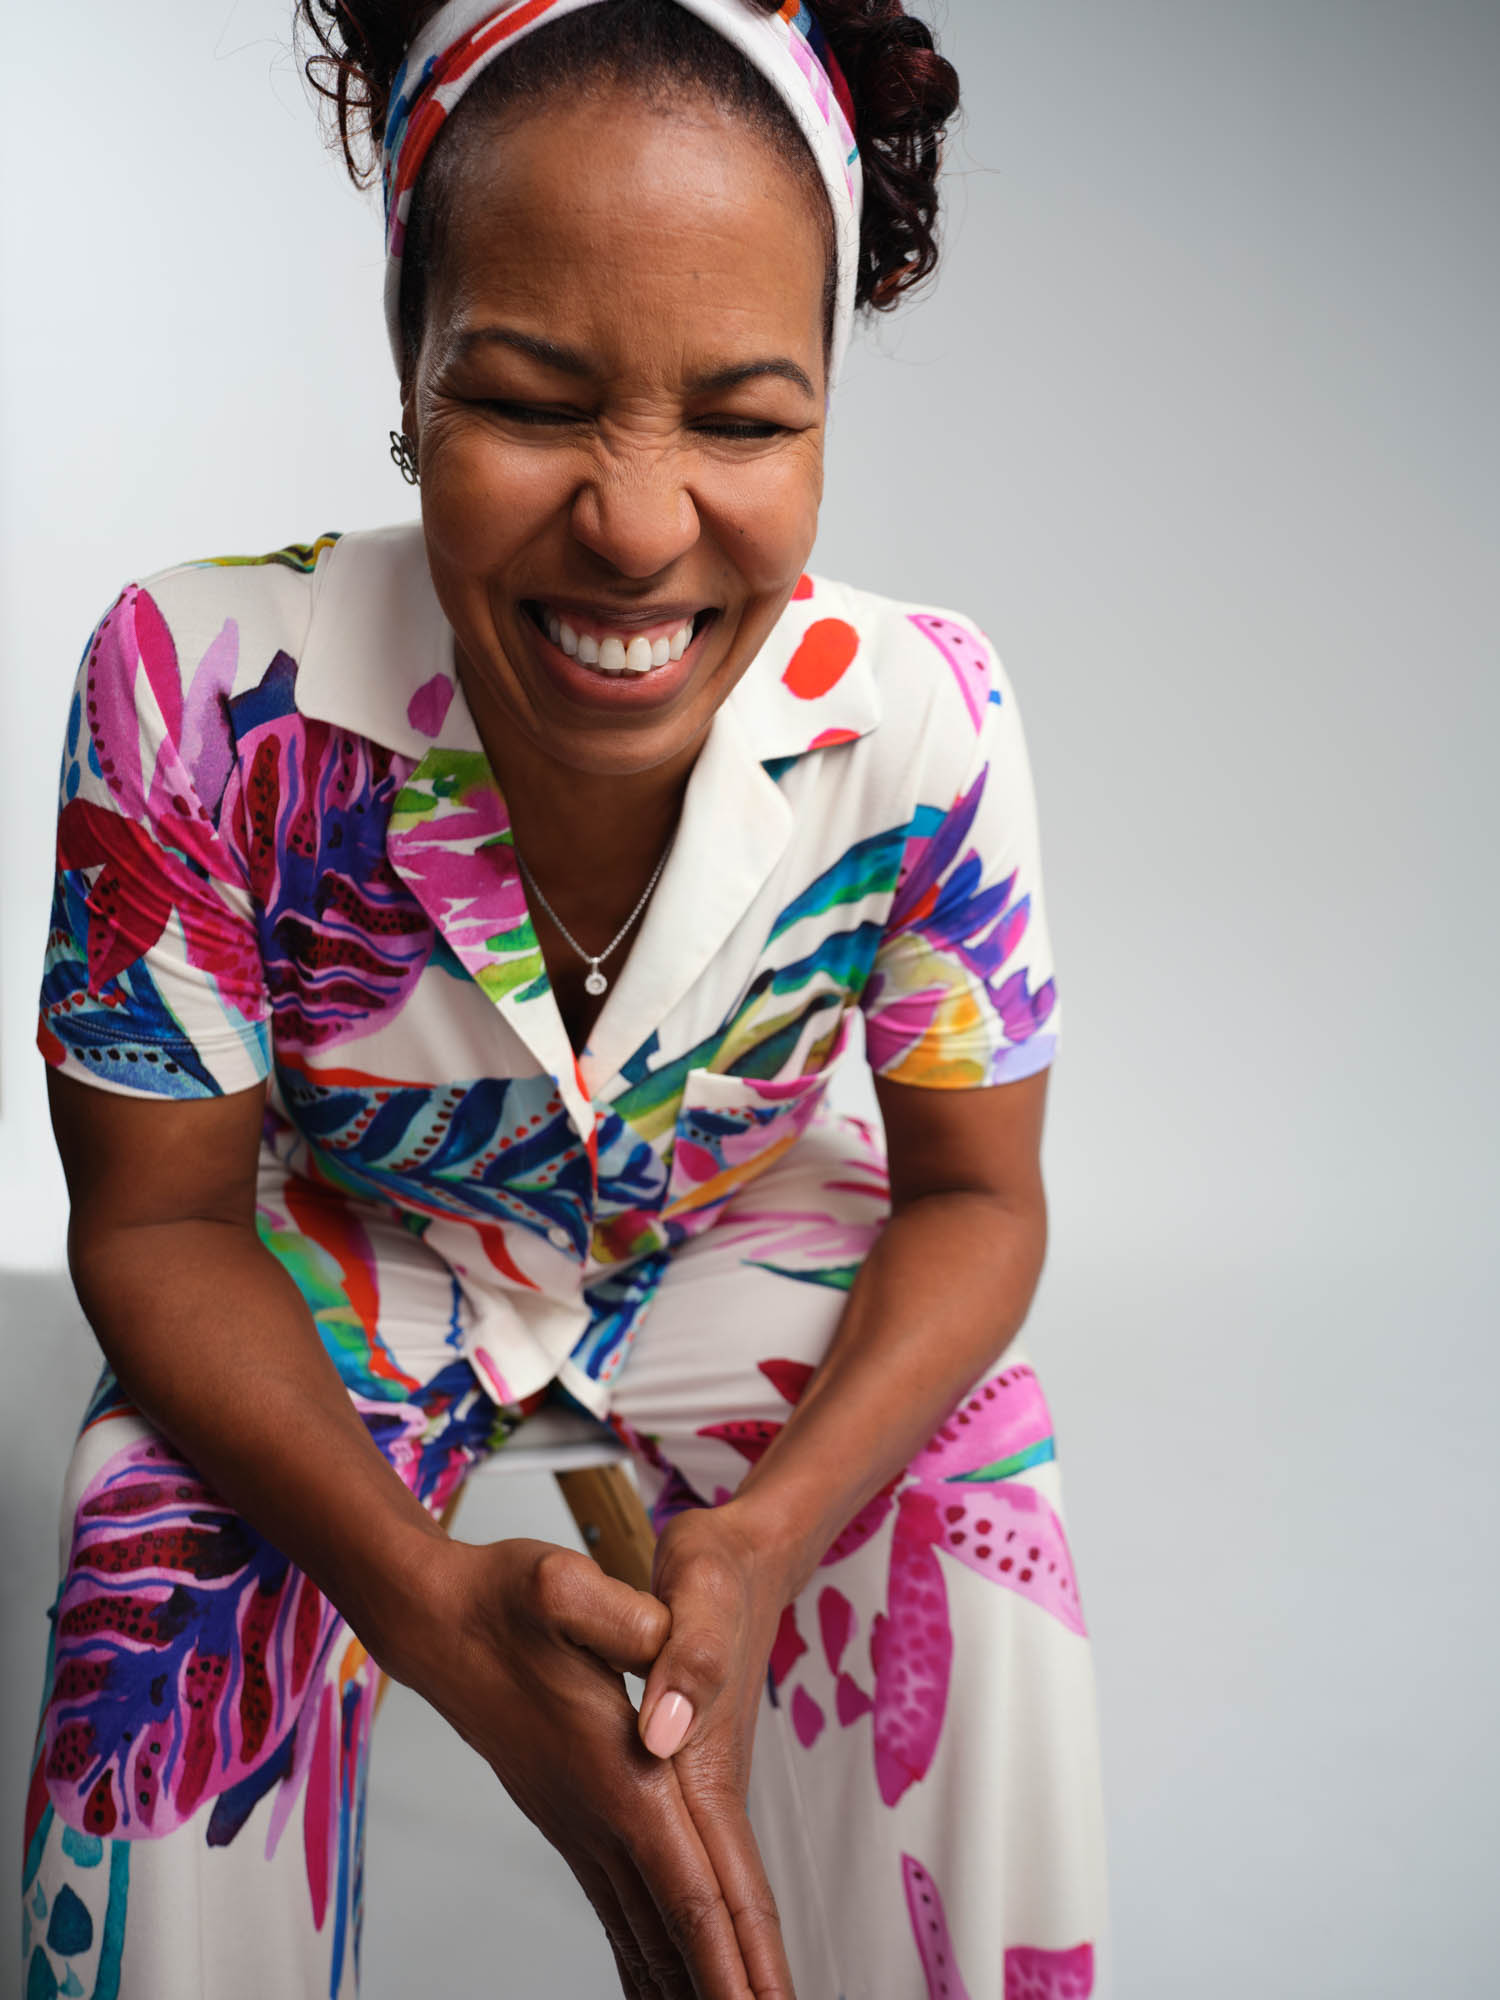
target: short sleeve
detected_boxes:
[861,632,1062,1089]
[37,581,271,1100]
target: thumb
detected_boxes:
[534,1547,671,1676]
[638,1608,732,1761]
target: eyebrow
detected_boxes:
[690,359,817,399]
[453,326,816,400]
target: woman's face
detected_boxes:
[406,89,830,785]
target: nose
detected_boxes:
[569,446,701,580]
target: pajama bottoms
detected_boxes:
[22,1114,1110,1999]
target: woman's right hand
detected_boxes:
[386,1534,795,2000]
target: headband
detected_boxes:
[381,0,863,381]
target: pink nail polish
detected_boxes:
[643,1691,693,1759]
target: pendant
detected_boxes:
[584,969,608,997]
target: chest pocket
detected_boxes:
[663,1008,855,1224]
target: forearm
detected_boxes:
[68,1215,446,1671]
[726,1187,1046,1597]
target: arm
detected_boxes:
[722,1065,1048,1589]
[50,1071,792,2000]
[49,1071,449,1647]
[634,1068,1050,1929]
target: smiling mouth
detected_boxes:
[522,600,716,676]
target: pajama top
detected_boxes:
[38,523,1064,1414]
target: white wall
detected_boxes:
[4,5,1496,1995]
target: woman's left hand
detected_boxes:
[636,1498,805,1994]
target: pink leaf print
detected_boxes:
[902,1853,972,2000]
[1005,1944,1096,1998]
[819,1587,855,1674]
[791,1686,825,1748]
[930,1482,1086,1636]
[696,1416,782,1465]
[822,1478,900,1565]
[133,587,184,750]
[303,1683,338,1931]
[406,671,454,739]
[768,1604,808,1692]
[178,618,240,815]
[872,1491,952,1806]
[909,1364,1054,1483]
[835,1674,873,1726]
[759,1356,816,1406]
[909,610,996,736]
[56,802,175,993]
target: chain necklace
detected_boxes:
[514,832,676,997]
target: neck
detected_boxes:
[457,658,697,896]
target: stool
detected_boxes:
[374,1407,658,1715]
[463,1405,658,1593]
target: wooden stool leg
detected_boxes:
[556,1463,658,1594]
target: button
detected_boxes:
[547,1226,573,1251]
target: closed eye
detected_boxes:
[482,399,588,426]
[692,420,788,440]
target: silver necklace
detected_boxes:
[514,833,675,997]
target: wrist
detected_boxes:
[716,1485,828,1604]
[324,1505,455,1685]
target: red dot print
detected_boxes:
[792,573,814,600]
[782,618,858,699]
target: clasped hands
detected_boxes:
[394,1497,801,2000]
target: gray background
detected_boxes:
[3,3,1496,1995]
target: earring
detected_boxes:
[388,429,420,486]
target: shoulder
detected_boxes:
[64,536,345,833]
[808,573,1007,726]
[106,534,343,688]
[756,573,1015,803]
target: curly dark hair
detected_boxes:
[297,0,959,359]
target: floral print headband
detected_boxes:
[381,0,864,380]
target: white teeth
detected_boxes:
[539,611,701,674]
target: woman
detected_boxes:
[23,2,1109,1995]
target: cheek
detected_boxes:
[701,455,822,592]
[420,430,570,568]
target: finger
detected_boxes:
[568,1849,663,2000]
[602,1843,700,2000]
[638,1585,736,1760]
[675,1747,797,2000]
[625,1774,760,2000]
[529,1544,671,1676]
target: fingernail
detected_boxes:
[643,1691,693,1759]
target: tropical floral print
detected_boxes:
[31,529,1097,1995]
[681,1348,1083,1801]
[38,526,1063,1416]
[903,1852,1096,1999]
[28,1122,1107,1998]
[386,751,543,1007]
[597,1117,1108,1999]
[24,1354,514,2000]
